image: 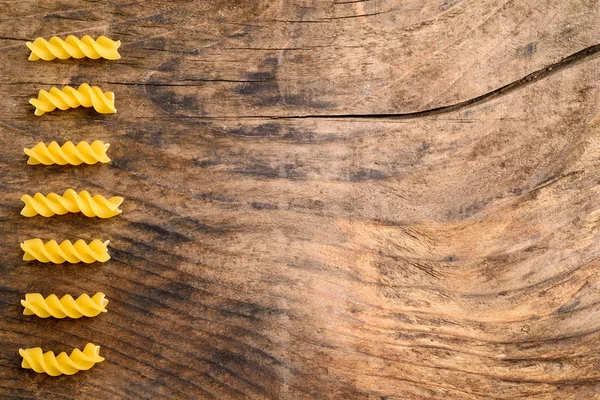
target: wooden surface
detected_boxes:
[1,0,600,398]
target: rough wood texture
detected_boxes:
[1,0,600,399]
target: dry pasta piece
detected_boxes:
[20,343,104,376]
[26,35,121,61]
[21,293,108,319]
[24,140,110,166]
[30,84,115,116]
[21,238,110,264]
[21,189,123,218]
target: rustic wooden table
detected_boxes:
[1,0,600,399]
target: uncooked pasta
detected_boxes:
[20,189,123,218]
[30,84,116,116]
[24,141,110,165]
[26,35,121,61]
[21,238,110,264]
[19,343,104,376]
[21,293,108,318]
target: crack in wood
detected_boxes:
[267,42,600,120]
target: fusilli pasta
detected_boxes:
[24,140,110,165]
[21,293,108,318]
[21,189,123,218]
[20,343,104,376]
[26,35,121,61]
[30,84,116,116]
[21,238,110,264]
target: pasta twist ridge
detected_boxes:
[24,140,110,165]
[21,238,110,264]
[26,35,121,61]
[21,189,123,218]
[21,293,108,318]
[20,343,104,376]
[30,84,116,116]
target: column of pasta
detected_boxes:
[19,35,123,376]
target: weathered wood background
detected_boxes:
[1,0,599,398]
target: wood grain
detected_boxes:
[1,0,600,398]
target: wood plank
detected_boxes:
[0,0,599,398]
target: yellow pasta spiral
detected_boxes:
[30,84,116,116]
[20,343,104,376]
[21,189,123,218]
[26,35,121,61]
[21,238,110,264]
[24,140,111,166]
[21,293,108,318]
